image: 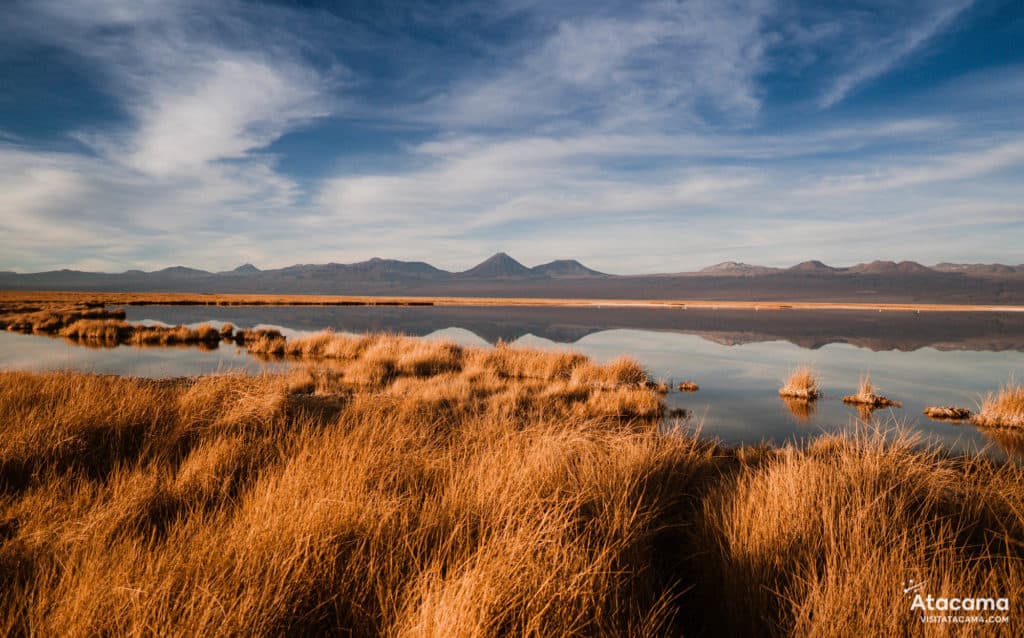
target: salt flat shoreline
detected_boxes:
[3,290,1023,313]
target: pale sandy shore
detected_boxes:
[2,290,1023,313]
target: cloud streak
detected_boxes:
[420,0,773,131]
[9,0,340,176]
[816,0,975,108]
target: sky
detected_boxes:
[1,0,1023,274]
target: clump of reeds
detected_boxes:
[244,332,656,397]
[678,381,699,392]
[564,356,647,388]
[923,406,972,421]
[128,323,222,346]
[464,341,592,381]
[395,339,464,377]
[194,323,220,342]
[0,302,126,334]
[10,299,227,350]
[645,379,669,394]
[778,365,820,400]
[842,373,899,408]
[234,328,284,346]
[972,380,1024,429]
[59,319,132,341]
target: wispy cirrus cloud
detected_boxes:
[121,56,330,176]
[8,0,340,177]
[799,138,1024,196]
[820,1,975,107]
[420,0,773,131]
[762,0,977,109]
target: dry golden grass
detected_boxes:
[0,339,1021,635]
[1,301,237,351]
[972,380,1024,429]
[0,350,683,636]
[694,429,1023,637]
[0,302,126,334]
[247,332,654,408]
[129,322,222,346]
[59,318,133,341]
[842,373,900,408]
[778,365,820,400]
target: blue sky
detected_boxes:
[1,0,1022,274]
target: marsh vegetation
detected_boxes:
[842,373,900,408]
[778,365,820,400]
[973,380,1024,429]
[0,335,1021,636]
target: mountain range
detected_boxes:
[2,254,1023,304]
[693,259,1024,277]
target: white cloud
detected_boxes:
[126,57,328,176]
[317,131,765,231]
[799,138,1024,196]
[13,0,337,177]
[316,117,970,232]
[0,165,86,226]
[0,142,311,271]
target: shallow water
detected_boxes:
[2,304,1022,458]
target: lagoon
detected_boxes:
[2,304,1022,458]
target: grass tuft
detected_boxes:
[972,380,1024,429]
[842,373,900,408]
[778,365,820,400]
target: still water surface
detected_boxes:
[2,304,1022,458]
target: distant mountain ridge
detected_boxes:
[933,262,1024,275]
[459,252,535,278]
[531,259,606,278]
[698,262,780,276]
[847,260,934,275]
[12,255,1023,279]
[2,254,1023,304]
[787,260,840,274]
